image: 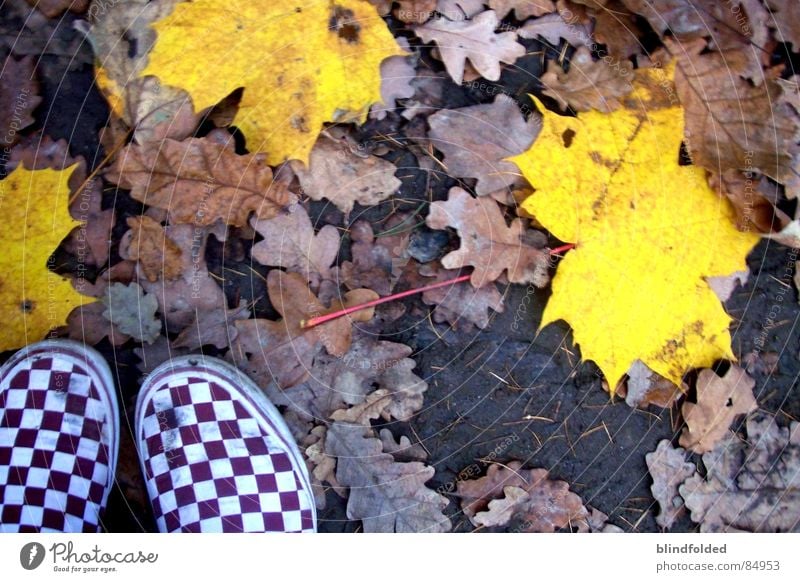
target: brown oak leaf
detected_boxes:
[292,134,401,215]
[671,40,800,189]
[229,271,371,389]
[426,187,551,287]
[172,300,250,351]
[646,440,695,529]
[541,46,633,112]
[766,0,800,50]
[622,360,683,409]
[121,216,183,282]
[0,56,41,147]
[427,94,542,195]
[333,220,403,296]
[489,0,556,19]
[413,10,525,85]
[518,11,594,46]
[325,422,451,532]
[679,365,758,454]
[250,204,340,287]
[416,262,505,329]
[370,37,417,120]
[108,137,292,226]
[379,428,428,462]
[680,414,800,532]
[457,461,593,531]
[25,0,88,17]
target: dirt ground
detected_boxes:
[3,9,799,533]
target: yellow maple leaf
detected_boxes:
[141,0,404,165]
[508,64,759,390]
[0,165,91,352]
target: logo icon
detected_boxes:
[20,542,46,570]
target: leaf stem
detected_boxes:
[300,243,576,329]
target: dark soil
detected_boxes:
[2,9,798,534]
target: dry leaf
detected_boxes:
[624,360,683,409]
[325,422,451,532]
[518,12,594,46]
[67,263,135,346]
[292,134,401,215]
[370,37,417,120]
[541,46,633,112]
[510,64,759,389]
[108,137,292,226]
[229,271,361,389]
[417,263,505,329]
[426,186,551,287]
[121,216,183,283]
[250,204,340,287]
[680,414,800,532]
[379,429,428,462]
[25,0,88,17]
[172,300,250,351]
[765,0,800,49]
[137,223,226,331]
[334,220,401,296]
[671,39,800,189]
[414,10,525,84]
[437,0,486,19]
[394,0,437,23]
[645,440,695,529]
[489,0,556,19]
[78,0,198,145]
[427,94,542,195]
[0,56,41,147]
[101,282,161,344]
[142,0,403,164]
[457,461,593,531]
[679,366,758,454]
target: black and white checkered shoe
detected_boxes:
[135,356,316,532]
[0,340,119,532]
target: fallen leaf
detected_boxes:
[509,64,760,389]
[325,422,451,532]
[121,216,183,283]
[426,186,551,287]
[671,39,800,189]
[580,0,643,60]
[134,336,191,376]
[394,0,437,23]
[707,269,749,303]
[0,56,41,148]
[270,331,427,436]
[741,350,780,376]
[333,220,399,296]
[645,440,695,529]
[250,204,340,287]
[291,134,401,215]
[679,366,758,454]
[488,0,556,19]
[0,165,90,351]
[416,262,505,329]
[379,429,428,462]
[541,46,633,112]
[414,10,525,85]
[141,0,404,164]
[229,271,365,389]
[101,282,161,344]
[67,263,136,346]
[78,0,198,145]
[624,360,683,409]
[427,94,542,195]
[108,137,292,226]
[709,169,786,233]
[518,11,594,47]
[680,414,800,532]
[370,37,417,120]
[765,0,800,49]
[456,461,593,531]
[137,223,226,331]
[172,300,250,351]
[437,0,485,19]
[25,0,87,18]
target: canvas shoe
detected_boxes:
[135,355,316,532]
[0,339,119,532]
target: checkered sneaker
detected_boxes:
[0,340,119,532]
[136,356,316,533]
